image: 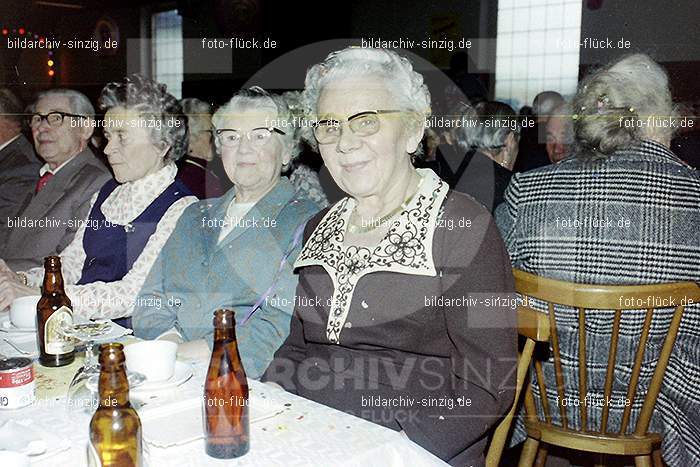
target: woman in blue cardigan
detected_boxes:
[132,87,321,378]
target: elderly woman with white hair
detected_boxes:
[262,47,517,465]
[0,75,197,322]
[131,87,321,378]
[451,101,520,212]
[495,54,700,465]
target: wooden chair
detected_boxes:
[512,269,700,467]
[486,304,551,467]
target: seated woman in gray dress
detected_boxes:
[262,47,518,466]
[132,87,322,378]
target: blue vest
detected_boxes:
[77,178,191,326]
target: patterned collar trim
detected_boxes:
[294,168,449,344]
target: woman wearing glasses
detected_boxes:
[131,87,321,378]
[0,76,197,322]
[262,48,517,466]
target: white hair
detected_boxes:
[29,88,95,139]
[532,91,564,118]
[465,101,519,151]
[30,88,95,117]
[573,54,676,155]
[450,102,478,152]
[547,102,575,144]
[301,47,431,155]
[211,86,298,159]
[180,97,213,134]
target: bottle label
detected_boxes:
[87,439,103,467]
[44,306,74,355]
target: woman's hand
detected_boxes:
[0,265,39,310]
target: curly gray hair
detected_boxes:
[460,101,519,151]
[573,54,676,155]
[98,74,187,163]
[301,47,431,155]
[180,97,213,133]
[211,86,298,159]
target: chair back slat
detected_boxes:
[512,269,700,445]
[534,360,551,424]
[620,308,654,434]
[485,302,551,467]
[635,305,686,435]
[577,307,588,431]
[518,305,552,342]
[513,274,695,309]
[547,302,569,429]
[600,309,622,434]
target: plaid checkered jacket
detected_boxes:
[495,140,700,466]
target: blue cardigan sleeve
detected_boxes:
[132,219,181,339]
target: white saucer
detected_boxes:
[85,361,193,394]
[0,315,35,333]
[132,361,193,394]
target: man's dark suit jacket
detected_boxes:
[0,134,41,235]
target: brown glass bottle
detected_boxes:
[203,309,250,458]
[88,343,143,467]
[37,256,75,367]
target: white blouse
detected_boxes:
[23,163,197,320]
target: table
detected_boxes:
[0,338,447,466]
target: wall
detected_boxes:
[580,0,700,64]
[0,0,141,105]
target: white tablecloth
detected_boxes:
[0,356,448,467]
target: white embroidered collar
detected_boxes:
[295,168,449,343]
[101,163,179,225]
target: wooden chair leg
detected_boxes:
[534,443,548,467]
[652,448,664,467]
[635,455,653,467]
[593,453,606,467]
[518,437,540,467]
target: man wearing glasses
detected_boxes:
[0,89,111,271]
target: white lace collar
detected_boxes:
[101,163,179,225]
[295,168,449,343]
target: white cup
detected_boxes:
[9,296,40,329]
[123,340,177,382]
[0,451,30,467]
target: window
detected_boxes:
[495,0,582,109]
[152,9,183,98]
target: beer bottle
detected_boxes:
[88,343,143,467]
[37,255,75,367]
[203,309,249,458]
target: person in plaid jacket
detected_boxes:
[495,54,700,466]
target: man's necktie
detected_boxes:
[35,172,54,193]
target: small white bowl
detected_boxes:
[9,296,40,329]
[123,340,177,382]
